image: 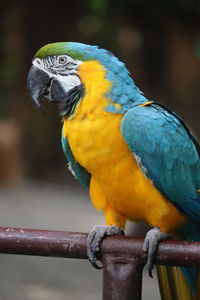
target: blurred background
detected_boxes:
[0,0,200,299]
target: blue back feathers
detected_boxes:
[121,103,200,222]
[121,102,200,294]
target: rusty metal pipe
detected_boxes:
[0,227,199,268]
[0,227,88,258]
[100,236,200,267]
[102,254,144,300]
[1,227,200,300]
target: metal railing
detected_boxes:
[0,227,200,300]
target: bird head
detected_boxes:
[27,42,146,116]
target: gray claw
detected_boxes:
[87,225,124,269]
[143,227,171,277]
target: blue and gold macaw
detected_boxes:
[27,42,200,299]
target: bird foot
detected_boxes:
[143,227,171,277]
[87,225,124,269]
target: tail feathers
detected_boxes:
[180,222,200,295]
[157,266,200,300]
[157,222,200,300]
[180,266,198,296]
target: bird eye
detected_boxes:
[58,56,67,64]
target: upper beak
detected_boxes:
[27,65,51,111]
[27,64,85,116]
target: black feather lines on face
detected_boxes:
[59,84,85,116]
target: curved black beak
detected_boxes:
[27,64,85,116]
[27,65,51,111]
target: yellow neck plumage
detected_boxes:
[68,60,121,119]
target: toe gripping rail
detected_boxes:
[0,227,200,300]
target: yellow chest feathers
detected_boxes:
[63,111,130,173]
[62,60,126,173]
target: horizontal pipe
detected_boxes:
[0,227,199,267]
[100,236,200,267]
[0,227,88,258]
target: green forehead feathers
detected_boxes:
[34,42,94,61]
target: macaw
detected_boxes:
[27,42,200,299]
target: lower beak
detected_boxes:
[27,65,51,110]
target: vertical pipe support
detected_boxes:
[102,254,144,300]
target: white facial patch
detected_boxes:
[33,58,48,73]
[56,73,81,93]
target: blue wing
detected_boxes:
[61,136,91,187]
[121,102,200,222]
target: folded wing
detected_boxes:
[121,103,200,222]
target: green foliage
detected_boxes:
[89,0,109,15]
